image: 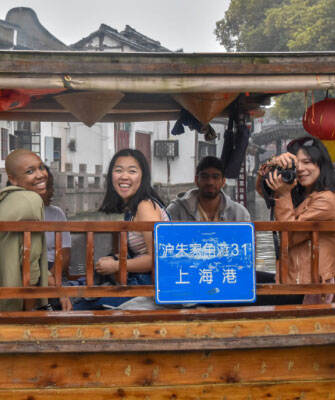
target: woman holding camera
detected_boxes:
[258,137,335,303]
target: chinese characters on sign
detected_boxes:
[155,223,255,304]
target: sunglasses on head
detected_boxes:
[287,137,316,151]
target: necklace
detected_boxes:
[197,202,219,222]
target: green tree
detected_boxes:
[215,0,335,120]
[270,91,328,122]
[215,0,287,51]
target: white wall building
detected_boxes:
[0,8,226,196]
[40,122,114,174]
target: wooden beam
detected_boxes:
[1,51,335,75]
[0,282,334,301]
[0,74,333,93]
[0,92,269,123]
[20,93,181,112]
[0,315,335,352]
[0,111,181,122]
[0,382,333,400]
[2,333,335,353]
[0,346,333,387]
[0,314,334,343]
[0,220,334,233]
[0,303,333,324]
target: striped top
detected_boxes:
[128,204,170,257]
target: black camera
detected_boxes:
[261,162,296,209]
[276,162,296,184]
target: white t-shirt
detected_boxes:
[44,205,71,263]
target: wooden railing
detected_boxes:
[0,220,335,303]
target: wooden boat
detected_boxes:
[0,51,335,399]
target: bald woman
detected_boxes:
[0,149,48,311]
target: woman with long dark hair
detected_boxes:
[97,148,169,276]
[73,149,170,310]
[260,137,335,303]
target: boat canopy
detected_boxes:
[0,50,335,125]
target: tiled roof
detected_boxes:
[121,25,170,52]
[252,123,308,145]
[71,23,170,52]
[3,7,69,50]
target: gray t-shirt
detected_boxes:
[44,205,71,263]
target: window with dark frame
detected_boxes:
[1,128,8,160]
[15,130,41,156]
[9,134,16,151]
[198,141,217,160]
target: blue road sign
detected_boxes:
[155,222,255,304]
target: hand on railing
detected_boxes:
[95,256,119,275]
[59,297,73,311]
[48,272,73,311]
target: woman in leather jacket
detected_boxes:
[259,137,335,304]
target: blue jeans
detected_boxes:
[73,272,152,310]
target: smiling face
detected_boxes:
[111,156,143,202]
[7,152,48,195]
[296,148,320,193]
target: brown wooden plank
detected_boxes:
[0,282,334,300]
[0,220,157,232]
[0,315,332,343]
[0,220,335,233]
[280,231,289,284]
[254,221,335,232]
[0,346,334,388]
[0,382,334,400]
[151,231,155,283]
[12,93,180,112]
[0,285,152,299]
[0,303,333,324]
[54,232,62,286]
[85,232,94,287]
[22,232,31,287]
[2,51,335,75]
[0,220,334,233]
[2,333,335,353]
[256,283,335,294]
[118,231,128,285]
[0,111,181,123]
[0,327,334,353]
[312,231,320,283]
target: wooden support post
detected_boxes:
[151,231,155,284]
[54,232,63,286]
[22,232,31,287]
[85,232,94,286]
[119,231,128,285]
[311,231,320,283]
[280,231,289,284]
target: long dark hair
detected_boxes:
[99,148,165,215]
[287,137,335,206]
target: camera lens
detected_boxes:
[280,169,296,184]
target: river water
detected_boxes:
[255,231,276,273]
